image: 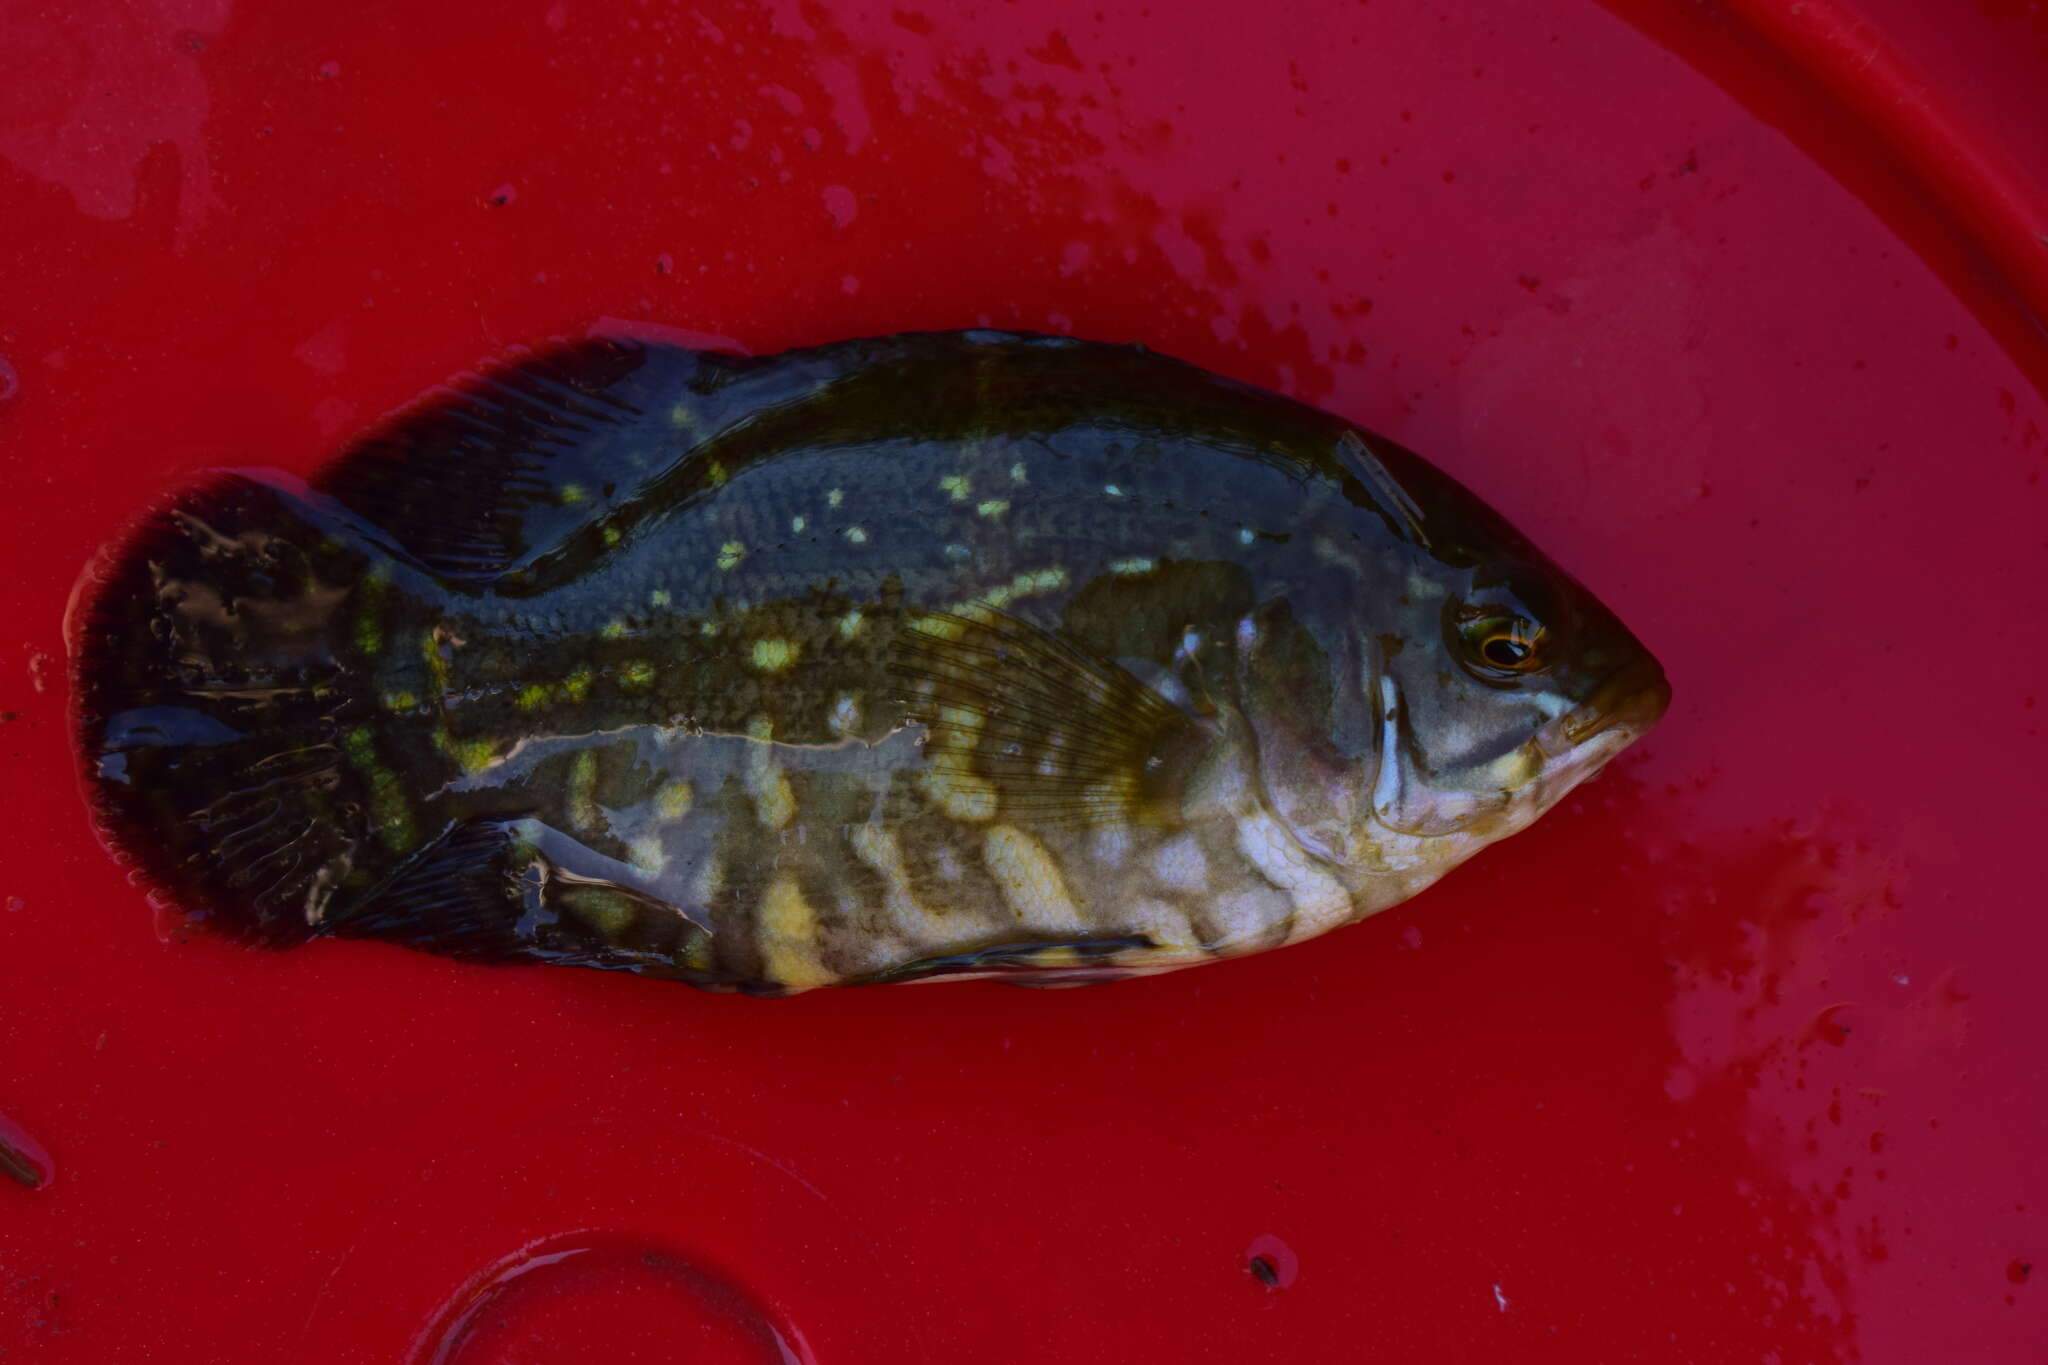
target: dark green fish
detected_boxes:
[71,331,1668,994]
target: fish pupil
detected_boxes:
[1482,636,1531,668]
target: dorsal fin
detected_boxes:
[311,336,734,586]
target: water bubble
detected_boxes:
[317,59,340,79]
[410,1234,807,1364]
[821,184,857,228]
[486,183,518,208]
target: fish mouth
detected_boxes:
[1538,655,1671,757]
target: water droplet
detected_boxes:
[821,184,857,228]
[317,59,340,79]
[410,1234,807,1364]
[840,275,860,295]
[1244,1234,1298,1288]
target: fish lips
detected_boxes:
[1538,654,1672,758]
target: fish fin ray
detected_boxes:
[311,337,737,587]
[889,608,1208,825]
[328,819,718,979]
[860,935,1153,984]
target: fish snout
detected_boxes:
[1539,655,1671,757]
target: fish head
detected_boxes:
[1225,434,1670,881]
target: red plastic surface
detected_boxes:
[2,1,2044,1359]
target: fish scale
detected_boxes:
[71,330,1668,994]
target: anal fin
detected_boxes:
[859,935,1153,985]
[326,818,717,981]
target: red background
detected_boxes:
[2,0,2044,1359]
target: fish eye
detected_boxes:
[1445,565,1564,681]
[1462,615,1547,673]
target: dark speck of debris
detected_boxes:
[487,184,518,207]
[2009,1258,2032,1285]
[1249,1254,1280,1287]
[0,711,16,722]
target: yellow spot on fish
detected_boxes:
[420,631,451,699]
[602,526,622,547]
[1235,811,1353,940]
[345,726,415,851]
[750,637,800,672]
[656,782,694,819]
[1111,557,1156,576]
[559,483,588,505]
[976,498,1009,518]
[849,823,929,933]
[691,855,725,907]
[829,694,862,734]
[921,768,999,822]
[382,690,418,711]
[568,750,600,831]
[909,613,967,642]
[564,887,636,936]
[1127,898,1199,951]
[668,404,695,429]
[353,580,386,655]
[438,734,498,774]
[600,620,628,639]
[920,705,997,821]
[700,620,720,637]
[744,716,796,831]
[844,526,868,545]
[707,460,729,487]
[620,660,655,688]
[562,669,593,702]
[791,514,807,534]
[760,875,837,991]
[716,540,746,571]
[650,589,671,607]
[837,610,865,640]
[982,825,1086,931]
[939,473,971,501]
[627,835,668,875]
[1151,834,1210,892]
[1009,461,1028,484]
[827,488,844,508]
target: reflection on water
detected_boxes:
[410,1233,808,1365]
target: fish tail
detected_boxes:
[69,472,429,945]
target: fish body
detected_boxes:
[72,331,1668,993]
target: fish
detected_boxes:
[69,330,1670,995]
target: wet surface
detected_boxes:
[410,1235,806,1365]
[0,1,2043,1360]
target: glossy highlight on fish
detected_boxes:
[70,331,1670,994]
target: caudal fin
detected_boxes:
[70,473,410,945]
